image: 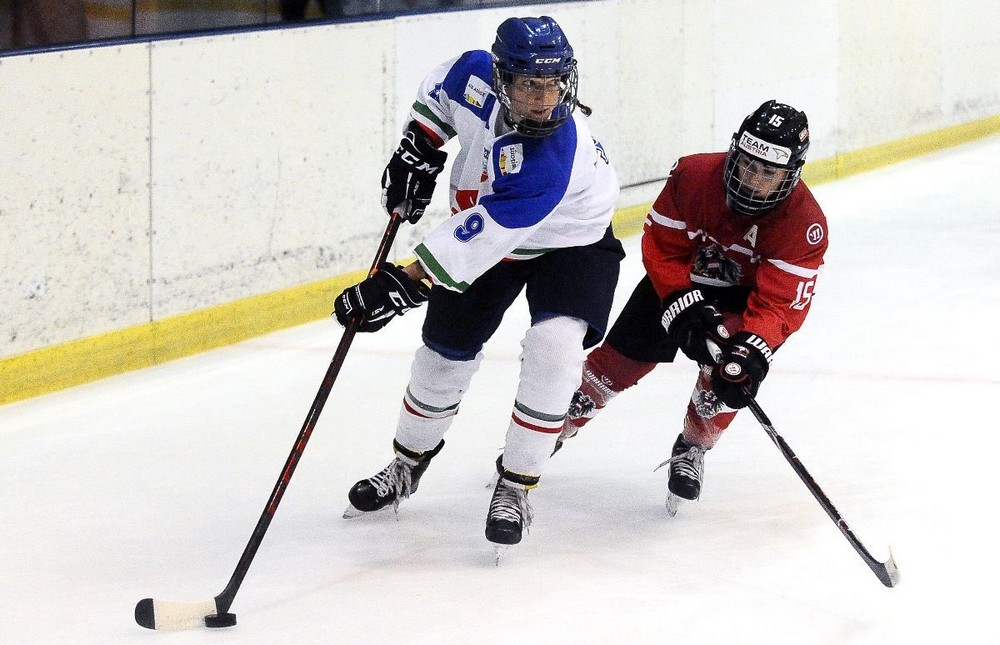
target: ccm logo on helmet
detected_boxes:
[535,57,562,64]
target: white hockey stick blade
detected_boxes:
[134,598,218,630]
[878,548,901,587]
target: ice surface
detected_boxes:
[2,135,999,644]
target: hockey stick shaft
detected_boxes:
[702,339,898,587]
[743,395,899,587]
[212,213,404,613]
[135,214,404,629]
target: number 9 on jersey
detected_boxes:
[454,213,485,242]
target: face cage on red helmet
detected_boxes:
[492,65,578,137]
[723,146,802,217]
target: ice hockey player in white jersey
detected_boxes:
[334,16,624,549]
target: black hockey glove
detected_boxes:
[710,331,773,409]
[660,288,730,366]
[333,262,430,333]
[381,123,448,223]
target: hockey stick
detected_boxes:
[742,395,900,588]
[134,213,404,630]
[703,339,899,588]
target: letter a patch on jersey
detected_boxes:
[498,143,523,175]
[743,225,758,247]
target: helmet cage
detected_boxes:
[723,143,803,216]
[492,64,578,137]
[723,100,809,216]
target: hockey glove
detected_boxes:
[710,331,772,409]
[381,123,448,223]
[333,262,430,333]
[660,288,730,366]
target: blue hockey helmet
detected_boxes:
[723,100,810,216]
[491,16,579,137]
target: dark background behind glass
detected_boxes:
[0,0,593,53]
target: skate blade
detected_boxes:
[342,504,364,519]
[342,503,401,520]
[665,493,683,517]
[493,545,508,566]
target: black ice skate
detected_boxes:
[343,439,443,518]
[657,433,707,516]
[485,464,535,558]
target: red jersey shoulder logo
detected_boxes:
[806,223,824,245]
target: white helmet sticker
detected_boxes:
[738,132,792,165]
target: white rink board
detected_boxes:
[710,1,840,158]
[0,46,151,350]
[2,0,1000,358]
[147,23,394,320]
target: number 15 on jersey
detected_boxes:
[791,279,815,310]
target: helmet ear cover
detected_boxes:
[491,16,579,137]
[723,100,810,216]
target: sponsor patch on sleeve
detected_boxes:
[463,76,491,108]
[498,143,523,175]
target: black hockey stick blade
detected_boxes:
[832,512,900,588]
[872,547,901,588]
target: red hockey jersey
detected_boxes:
[641,152,828,349]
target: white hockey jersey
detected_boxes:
[407,50,620,292]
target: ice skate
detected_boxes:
[343,440,443,518]
[485,475,533,550]
[656,433,706,517]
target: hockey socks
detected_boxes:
[560,343,657,438]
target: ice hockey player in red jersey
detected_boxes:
[558,100,828,513]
